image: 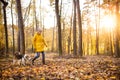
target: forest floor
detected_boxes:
[0,52,120,80]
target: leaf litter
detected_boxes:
[0,53,120,80]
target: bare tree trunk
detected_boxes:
[90,31,93,55]
[42,18,44,37]
[16,0,25,54]
[76,0,82,56]
[87,29,89,55]
[11,0,15,54]
[0,2,1,19]
[107,0,113,56]
[39,0,41,27]
[2,1,8,55]
[68,36,70,54]
[96,0,100,55]
[68,3,73,54]
[33,0,38,30]
[52,26,55,52]
[110,30,113,55]
[94,0,99,55]
[0,2,5,54]
[62,21,66,53]
[68,17,72,54]
[51,16,56,52]
[73,0,77,56]
[17,30,20,52]
[56,26,58,52]
[115,0,120,57]
[96,18,99,55]
[32,19,34,52]
[55,0,62,56]
[16,13,20,52]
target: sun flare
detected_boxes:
[101,15,116,29]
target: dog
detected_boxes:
[13,51,31,65]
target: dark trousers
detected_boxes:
[32,51,45,64]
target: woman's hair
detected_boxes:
[37,28,42,32]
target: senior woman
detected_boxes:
[32,28,47,65]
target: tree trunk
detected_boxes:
[39,0,42,27]
[68,4,73,54]
[16,0,25,54]
[68,17,72,54]
[76,0,82,56]
[42,18,44,37]
[87,29,89,55]
[33,0,38,30]
[73,0,77,56]
[62,21,66,53]
[94,0,99,55]
[2,1,8,55]
[55,0,62,56]
[0,2,5,54]
[115,0,120,57]
[96,0,100,55]
[0,3,1,19]
[11,0,15,54]
[17,30,20,52]
[109,30,113,55]
[52,26,55,52]
[51,16,56,52]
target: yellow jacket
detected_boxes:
[33,33,47,52]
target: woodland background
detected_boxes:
[0,0,120,79]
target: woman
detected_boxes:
[32,28,47,65]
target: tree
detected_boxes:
[51,17,56,52]
[115,0,120,57]
[55,0,62,56]
[73,0,77,56]
[76,0,83,56]
[96,0,100,55]
[68,2,74,54]
[10,0,15,54]
[68,16,72,54]
[93,0,99,55]
[1,0,8,55]
[33,0,38,30]
[15,0,25,54]
[39,0,42,27]
[0,2,5,54]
